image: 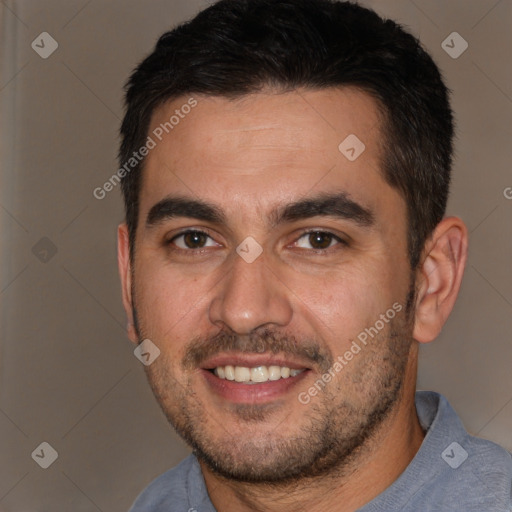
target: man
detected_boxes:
[117,0,512,510]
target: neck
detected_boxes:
[201,354,424,512]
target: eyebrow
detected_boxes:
[145,191,375,230]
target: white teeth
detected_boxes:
[224,365,235,381]
[251,366,269,382]
[212,364,304,383]
[234,366,251,382]
[268,366,282,381]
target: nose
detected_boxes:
[208,249,293,335]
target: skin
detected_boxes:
[118,87,468,511]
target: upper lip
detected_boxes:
[200,352,312,371]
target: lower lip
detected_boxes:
[201,369,310,403]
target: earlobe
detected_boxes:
[117,223,139,344]
[412,217,468,344]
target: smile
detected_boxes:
[200,354,311,403]
[212,365,304,383]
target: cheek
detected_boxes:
[289,264,398,345]
[133,259,210,343]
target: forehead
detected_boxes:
[139,87,402,227]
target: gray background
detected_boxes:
[1,0,511,510]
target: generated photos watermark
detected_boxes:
[298,302,403,404]
[93,97,197,200]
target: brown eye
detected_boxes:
[170,230,216,250]
[295,231,345,251]
[309,232,333,249]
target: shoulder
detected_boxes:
[128,454,203,512]
[413,433,512,511]
[363,392,512,512]
[463,434,512,496]
[413,391,512,510]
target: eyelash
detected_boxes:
[165,229,348,255]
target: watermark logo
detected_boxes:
[31,442,58,469]
[236,236,263,263]
[93,97,197,200]
[441,32,468,59]
[441,441,468,469]
[134,339,161,366]
[298,302,402,405]
[31,32,58,59]
[32,237,58,263]
[338,134,366,161]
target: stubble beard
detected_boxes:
[139,307,415,485]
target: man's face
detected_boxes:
[125,88,416,482]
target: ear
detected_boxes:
[413,217,468,343]
[117,223,138,344]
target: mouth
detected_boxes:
[210,364,305,383]
[199,354,311,403]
